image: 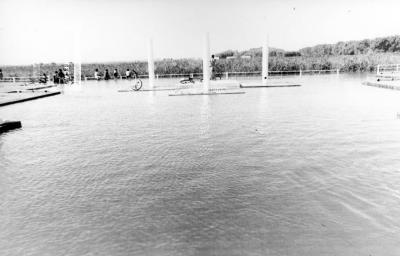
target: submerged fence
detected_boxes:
[0,69,340,83]
[376,64,400,79]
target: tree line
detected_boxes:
[2,35,400,77]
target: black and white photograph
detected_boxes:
[1,0,400,255]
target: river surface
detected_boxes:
[1,74,400,256]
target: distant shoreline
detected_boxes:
[3,35,400,78]
[1,53,398,79]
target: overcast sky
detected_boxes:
[1,0,400,65]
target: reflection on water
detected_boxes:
[1,74,400,255]
[200,95,210,139]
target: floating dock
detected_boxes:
[362,80,400,90]
[0,91,61,107]
[169,80,244,96]
[118,87,178,92]
[240,81,301,88]
[118,80,242,93]
[0,121,22,133]
[169,90,245,96]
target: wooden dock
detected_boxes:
[118,87,178,92]
[0,91,61,107]
[169,90,245,96]
[363,81,400,91]
[0,120,22,133]
[240,82,301,88]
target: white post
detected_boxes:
[262,36,269,85]
[377,65,380,75]
[336,68,339,75]
[225,72,229,80]
[73,30,81,85]
[203,32,210,92]
[148,38,155,89]
[299,69,302,77]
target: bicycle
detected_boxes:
[129,71,143,91]
[179,72,223,85]
[179,74,202,85]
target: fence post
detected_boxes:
[262,36,269,85]
[13,77,16,83]
[299,69,302,77]
[225,72,229,80]
[336,69,339,75]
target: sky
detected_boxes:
[1,0,400,65]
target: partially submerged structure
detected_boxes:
[363,64,400,90]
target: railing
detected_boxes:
[0,69,340,83]
[85,69,340,80]
[376,64,400,78]
[0,76,74,83]
[223,69,339,79]
[0,77,40,83]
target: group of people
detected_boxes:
[0,58,220,84]
[94,68,137,80]
[53,67,70,84]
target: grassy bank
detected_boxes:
[2,53,400,78]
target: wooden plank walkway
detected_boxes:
[0,91,61,107]
[240,82,301,88]
[0,120,22,133]
[363,81,400,91]
[169,91,245,96]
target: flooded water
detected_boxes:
[1,74,400,255]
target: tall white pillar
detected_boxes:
[203,33,210,92]
[262,36,269,85]
[73,30,81,85]
[148,38,155,89]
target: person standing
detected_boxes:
[94,69,100,80]
[58,69,65,84]
[64,67,70,82]
[39,73,48,84]
[210,55,217,80]
[104,69,111,80]
[113,69,119,79]
[54,71,59,84]
[0,69,3,80]
[125,69,131,79]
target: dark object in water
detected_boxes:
[0,121,22,133]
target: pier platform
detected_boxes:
[169,90,245,96]
[168,80,244,96]
[362,80,400,90]
[118,87,177,92]
[169,87,245,96]
[118,80,242,93]
[0,120,22,133]
[0,91,61,107]
[240,81,301,88]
